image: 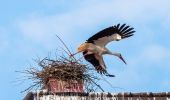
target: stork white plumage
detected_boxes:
[73,24,135,76]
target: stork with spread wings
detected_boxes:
[72,24,135,76]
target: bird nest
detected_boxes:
[20,56,103,93]
[36,58,86,83]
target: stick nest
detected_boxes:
[37,58,87,83]
[20,56,101,92]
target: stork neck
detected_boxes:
[110,52,120,57]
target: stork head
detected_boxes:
[77,43,89,52]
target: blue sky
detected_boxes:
[1,0,170,99]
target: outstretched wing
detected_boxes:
[86,24,135,47]
[83,51,106,74]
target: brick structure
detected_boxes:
[47,78,84,93]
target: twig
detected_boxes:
[87,77,104,92]
[55,34,77,61]
[100,75,125,91]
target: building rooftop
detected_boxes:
[24,90,170,100]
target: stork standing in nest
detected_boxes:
[72,24,135,76]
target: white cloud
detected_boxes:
[126,44,170,71]
[0,28,10,55]
[18,18,46,39]
[139,45,170,63]
[16,0,170,43]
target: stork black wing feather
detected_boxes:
[116,23,120,29]
[114,24,135,39]
[122,34,134,39]
[123,30,136,36]
[86,24,135,43]
[83,51,106,74]
[83,52,100,67]
[87,26,116,43]
[122,27,134,34]
[120,26,130,33]
[119,24,126,31]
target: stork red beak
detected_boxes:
[119,54,127,64]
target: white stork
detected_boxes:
[73,24,135,76]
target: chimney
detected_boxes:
[47,78,84,93]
